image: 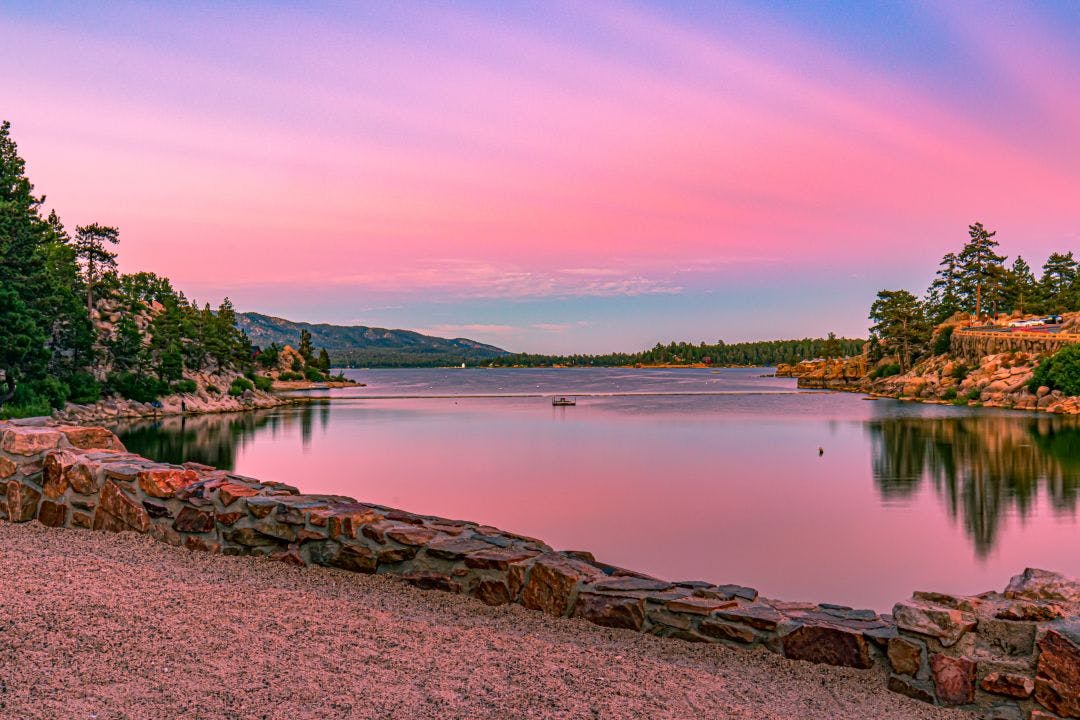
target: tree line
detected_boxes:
[869,222,1079,372]
[482,336,865,368]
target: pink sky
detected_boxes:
[3,1,1079,352]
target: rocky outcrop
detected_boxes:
[869,350,1080,414]
[2,420,1078,717]
[776,356,868,390]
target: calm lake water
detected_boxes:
[113,368,1080,611]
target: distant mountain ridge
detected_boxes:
[236,312,510,367]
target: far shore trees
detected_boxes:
[869,290,929,374]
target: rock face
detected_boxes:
[3,420,1080,719]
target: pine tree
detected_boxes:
[1040,252,1078,312]
[317,348,331,372]
[926,252,962,323]
[955,222,1005,318]
[74,223,119,314]
[869,290,930,373]
[298,328,315,363]
[1002,256,1038,315]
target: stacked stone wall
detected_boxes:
[952,330,1080,363]
[2,420,1078,717]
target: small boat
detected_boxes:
[552,396,576,406]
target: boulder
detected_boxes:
[780,623,874,669]
[980,671,1034,699]
[929,653,975,706]
[887,636,924,676]
[892,600,976,646]
[92,481,150,533]
[136,467,199,498]
[1,428,61,456]
[57,426,125,451]
[1035,623,1080,717]
[1005,568,1080,605]
[572,592,645,630]
[521,553,603,617]
[5,481,40,522]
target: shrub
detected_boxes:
[303,366,325,382]
[0,383,52,419]
[278,371,302,381]
[205,384,221,394]
[107,372,167,403]
[942,387,958,400]
[966,388,981,402]
[31,377,69,409]
[172,378,197,394]
[291,358,303,372]
[1030,345,1080,396]
[252,375,273,392]
[66,372,101,404]
[870,363,901,380]
[950,363,970,381]
[228,377,255,397]
[932,325,955,356]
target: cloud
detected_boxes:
[532,321,594,333]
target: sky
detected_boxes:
[3,1,1079,354]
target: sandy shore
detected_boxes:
[0,522,964,720]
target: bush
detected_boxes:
[228,377,255,397]
[205,384,221,395]
[30,377,69,409]
[303,366,325,382]
[1030,345,1080,396]
[252,375,273,392]
[870,362,901,379]
[0,383,53,419]
[291,358,303,372]
[950,363,970,381]
[107,372,167,403]
[966,388,981,402]
[172,378,197,394]
[66,372,101,404]
[932,325,955,356]
[278,371,302,381]
[942,387,958,400]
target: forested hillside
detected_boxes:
[0,121,329,417]
[237,313,508,367]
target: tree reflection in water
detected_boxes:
[869,412,1080,557]
[110,402,327,470]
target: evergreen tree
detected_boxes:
[869,290,930,373]
[1002,256,1038,315]
[1040,252,1078,312]
[926,252,962,323]
[298,328,315,363]
[73,223,119,314]
[317,348,331,372]
[955,222,1005,318]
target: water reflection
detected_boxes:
[869,414,1080,557]
[112,401,329,469]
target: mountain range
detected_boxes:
[236,313,510,368]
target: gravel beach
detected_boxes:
[0,521,964,720]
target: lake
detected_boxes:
[112,367,1080,611]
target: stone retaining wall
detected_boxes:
[2,420,1078,718]
[952,330,1080,363]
